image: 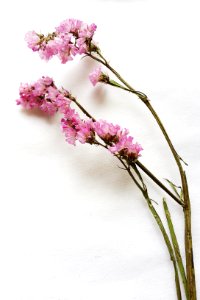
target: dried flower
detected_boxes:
[25,19,97,63]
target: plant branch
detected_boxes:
[88,50,196,299]
[71,95,183,299]
[134,161,184,206]
[163,198,189,299]
[71,97,183,207]
[130,164,182,300]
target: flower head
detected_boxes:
[92,120,120,142]
[17,77,142,160]
[26,19,97,63]
[109,134,143,160]
[89,67,103,86]
[16,76,70,115]
[92,120,142,160]
[61,108,95,145]
[25,31,40,51]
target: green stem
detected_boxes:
[72,96,182,207]
[147,197,182,300]
[182,172,196,299]
[134,161,183,206]
[163,198,189,299]
[69,95,183,298]
[131,164,182,300]
[87,50,196,299]
[71,97,96,121]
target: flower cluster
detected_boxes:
[109,134,143,160]
[16,76,70,115]
[89,67,103,86]
[17,77,142,160]
[93,120,143,160]
[25,19,97,63]
[61,108,95,145]
[89,66,110,86]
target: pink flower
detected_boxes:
[16,76,70,115]
[89,67,102,86]
[92,120,120,142]
[17,77,142,160]
[26,19,97,63]
[93,120,142,160]
[25,31,40,51]
[109,135,143,160]
[56,19,83,34]
[76,120,94,144]
[61,108,94,145]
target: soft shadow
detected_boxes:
[56,142,139,196]
[61,57,96,90]
[21,108,57,125]
[90,85,107,105]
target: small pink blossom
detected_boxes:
[93,120,142,160]
[89,67,102,86]
[93,120,120,142]
[16,76,70,115]
[17,77,142,160]
[25,31,40,51]
[109,135,143,160]
[26,19,97,63]
[56,19,83,34]
[61,108,94,145]
[76,120,94,144]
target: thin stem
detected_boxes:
[117,156,144,192]
[131,164,182,300]
[134,161,184,206]
[71,97,96,121]
[147,197,182,300]
[108,79,131,93]
[88,50,196,299]
[182,172,196,299]
[72,97,183,207]
[71,94,182,298]
[87,52,148,101]
[163,198,189,299]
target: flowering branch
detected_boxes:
[16,75,187,299]
[71,95,183,206]
[19,18,197,299]
[86,49,196,300]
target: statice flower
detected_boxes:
[61,108,95,145]
[93,120,121,142]
[17,77,142,160]
[25,31,40,51]
[93,120,142,160]
[89,67,103,86]
[25,19,97,63]
[16,76,70,115]
[109,135,143,160]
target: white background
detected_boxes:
[0,0,200,299]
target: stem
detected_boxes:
[87,52,148,101]
[182,172,196,299]
[71,97,96,121]
[148,198,182,300]
[131,164,182,300]
[70,95,182,298]
[163,198,189,299]
[117,157,144,192]
[72,96,183,207]
[134,161,183,206]
[88,50,196,299]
